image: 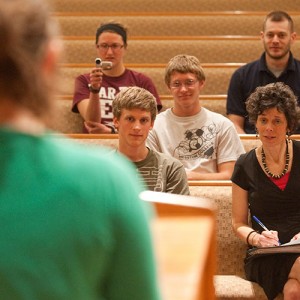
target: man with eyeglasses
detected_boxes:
[147,54,245,180]
[72,22,162,133]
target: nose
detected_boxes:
[272,34,279,43]
[106,46,114,55]
[265,123,274,131]
[178,84,188,91]
[133,121,141,130]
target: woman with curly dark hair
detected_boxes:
[232,82,300,299]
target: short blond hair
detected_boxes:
[164,54,206,87]
[112,87,157,121]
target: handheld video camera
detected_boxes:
[95,58,112,70]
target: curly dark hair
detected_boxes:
[246,82,300,134]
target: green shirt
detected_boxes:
[0,128,160,300]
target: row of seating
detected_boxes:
[55,12,300,37]
[49,0,299,13]
[51,132,267,152]
[61,37,300,64]
[52,1,300,136]
[52,97,227,133]
[58,63,240,96]
[52,130,289,299]
[50,2,295,298]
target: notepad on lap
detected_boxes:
[248,239,300,257]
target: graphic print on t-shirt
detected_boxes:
[173,123,218,161]
[138,165,164,192]
[99,86,128,127]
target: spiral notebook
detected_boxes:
[248,239,300,257]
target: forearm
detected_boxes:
[234,223,257,245]
[227,114,246,134]
[85,92,101,122]
[234,125,246,134]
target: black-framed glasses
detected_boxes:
[96,43,124,52]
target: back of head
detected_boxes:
[164,54,206,87]
[0,0,60,120]
[112,86,157,121]
[263,11,294,32]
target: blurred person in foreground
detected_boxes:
[112,86,190,194]
[0,0,160,299]
[72,22,161,133]
[232,82,300,299]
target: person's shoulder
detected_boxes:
[154,108,171,120]
[236,148,255,163]
[292,139,300,151]
[76,73,89,81]
[291,55,300,67]
[125,68,150,80]
[203,108,232,124]
[231,56,261,78]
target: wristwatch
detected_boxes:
[110,126,117,134]
[88,84,100,94]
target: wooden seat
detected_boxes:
[140,190,216,300]
[51,95,228,133]
[61,36,300,64]
[55,12,300,37]
[58,63,240,96]
[51,133,300,154]
[49,0,299,13]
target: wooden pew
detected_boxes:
[60,37,300,64]
[49,0,299,13]
[51,94,228,133]
[51,133,300,154]
[58,63,240,96]
[55,12,300,37]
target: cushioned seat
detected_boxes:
[61,38,300,64]
[50,0,299,13]
[58,65,239,96]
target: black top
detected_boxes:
[231,140,300,244]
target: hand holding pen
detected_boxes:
[252,216,281,247]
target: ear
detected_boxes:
[113,117,119,128]
[260,31,264,41]
[42,39,62,75]
[198,80,205,90]
[290,32,297,44]
[150,120,154,130]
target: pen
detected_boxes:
[253,215,269,231]
[252,215,281,245]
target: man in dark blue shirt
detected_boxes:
[226,11,300,134]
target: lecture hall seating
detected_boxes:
[49,1,298,298]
